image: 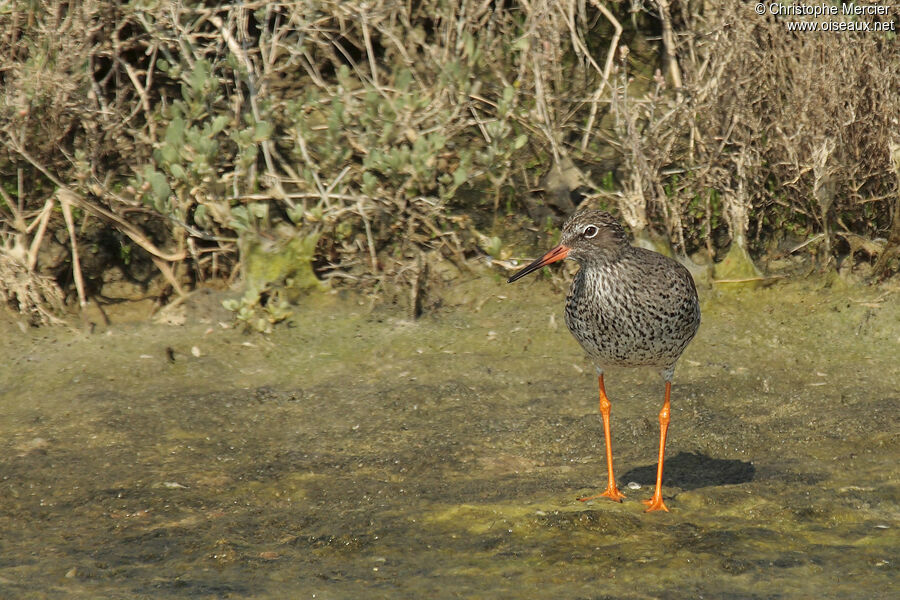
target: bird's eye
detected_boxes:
[583,225,599,239]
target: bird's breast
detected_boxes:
[563,262,699,368]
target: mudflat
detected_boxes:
[0,276,897,599]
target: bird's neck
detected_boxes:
[578,244,632,270]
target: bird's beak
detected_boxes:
[507,244,570,283]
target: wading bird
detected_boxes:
[507,209,700,512]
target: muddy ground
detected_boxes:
[0,272,898,599]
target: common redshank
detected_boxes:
[508,209,700,512]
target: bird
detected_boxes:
[507,209,701,512]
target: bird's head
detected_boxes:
[507,209,628,283]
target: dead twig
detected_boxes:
[6,141,186,262]
[58,191,86,310]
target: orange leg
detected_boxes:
[579,374,626,503]
[643,381,671,512]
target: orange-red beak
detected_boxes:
[507,244,571,283]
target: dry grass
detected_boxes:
[0,251,64,326]
[597,1,899,263]
[0,1,897,322]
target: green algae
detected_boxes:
[242,229,324,299]
[0,275,898,598]
[224,229,325,331]
[714,241,763,286]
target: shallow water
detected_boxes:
[0,275,897,599]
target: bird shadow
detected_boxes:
[620,451,755,491]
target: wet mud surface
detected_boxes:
[0,276,898,598]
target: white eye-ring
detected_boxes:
[583,224,599,239]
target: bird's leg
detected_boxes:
[579,374,626,503]
[643,381,671,512]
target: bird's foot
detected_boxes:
[642,494,669,513]
[578,484,626,503]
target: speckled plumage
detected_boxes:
[507,208,702,511]
[559,210,700,381]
